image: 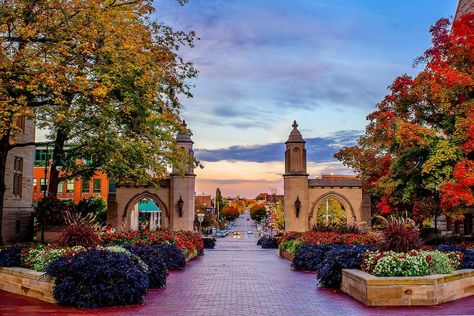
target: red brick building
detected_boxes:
[32,167,109,204]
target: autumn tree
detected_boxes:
[270,199,284,231]
[336,14,474,223]
[0,0,196,243]
[250,203,267,222]
[221,205,239,221]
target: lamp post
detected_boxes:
[197,213,205,235]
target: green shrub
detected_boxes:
[21,244,85,272]
[75,197,107,225]
[427,251,455,274]
[363,250,462,277]
[281,240,304,256]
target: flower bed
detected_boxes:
[362,250,462,277]
[0,229,204,307]
[278,231,378,257]
[100,229,204,260]
[341,268,474,306]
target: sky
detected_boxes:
[151,0,457,197]
[37,0,459,198]
[151,0,459,198]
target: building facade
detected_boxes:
[32,167,109,204]
[283,121,371,232]
[3,118,35,242]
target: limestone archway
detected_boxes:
[308,191,357,229]
[122,191,170,230]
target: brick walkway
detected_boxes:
[1,213,474,315]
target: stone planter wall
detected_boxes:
[341,269,474,306]
[0,267,56,303]
[279,249,294,261]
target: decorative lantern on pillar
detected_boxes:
[177,196,184,217]
[295,196,301,218]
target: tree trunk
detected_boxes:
[0,137,11,245]
[47,129,67,197]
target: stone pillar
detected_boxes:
[170,120,196,230]
[283,121,309,232]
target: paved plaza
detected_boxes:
[0,213,473,315]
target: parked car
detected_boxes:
[247,230,253,234]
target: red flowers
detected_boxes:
[280,231,379,246]
[100,229,204,255]
[376,197,391,215]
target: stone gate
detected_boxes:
[107,122,196,231]
[283,121,371,231]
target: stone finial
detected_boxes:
[286,120,305,143]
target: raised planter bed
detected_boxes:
[341,269,474,306]
[279,249,294,261]
[0,267,56,303]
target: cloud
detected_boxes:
[195,129,362,163]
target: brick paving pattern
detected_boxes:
[0,213,473,315]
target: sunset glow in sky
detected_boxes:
[153,0,458,198]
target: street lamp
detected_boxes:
[197,213,205,235]
[295,196,301,218]
[177,196,184,217]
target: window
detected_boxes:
[66,179,74,194]
[93,179,101,194]
[40,178,48,192]
[13,157,23,197]
[58,181,64,194]
[82,179,90,194]
[33,178,37,191]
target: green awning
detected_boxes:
[138,199,161,213]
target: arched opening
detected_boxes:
[133,198,162,231]
[315,198,347,226]
[123,191,169,231]
[308,192,356,229]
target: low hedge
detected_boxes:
[0,246,21,267]
[126,245,168,289]
[203,237,216,249]
[292,244,329,271]
[154,243,186,271]
[316,244,373,288]
[258,237,278,249]
[46,249,149,307]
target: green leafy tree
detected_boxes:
[0,0,196,244]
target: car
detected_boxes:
[247,230,253,234]
[232,231,241,236]
[246,218,250,221]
